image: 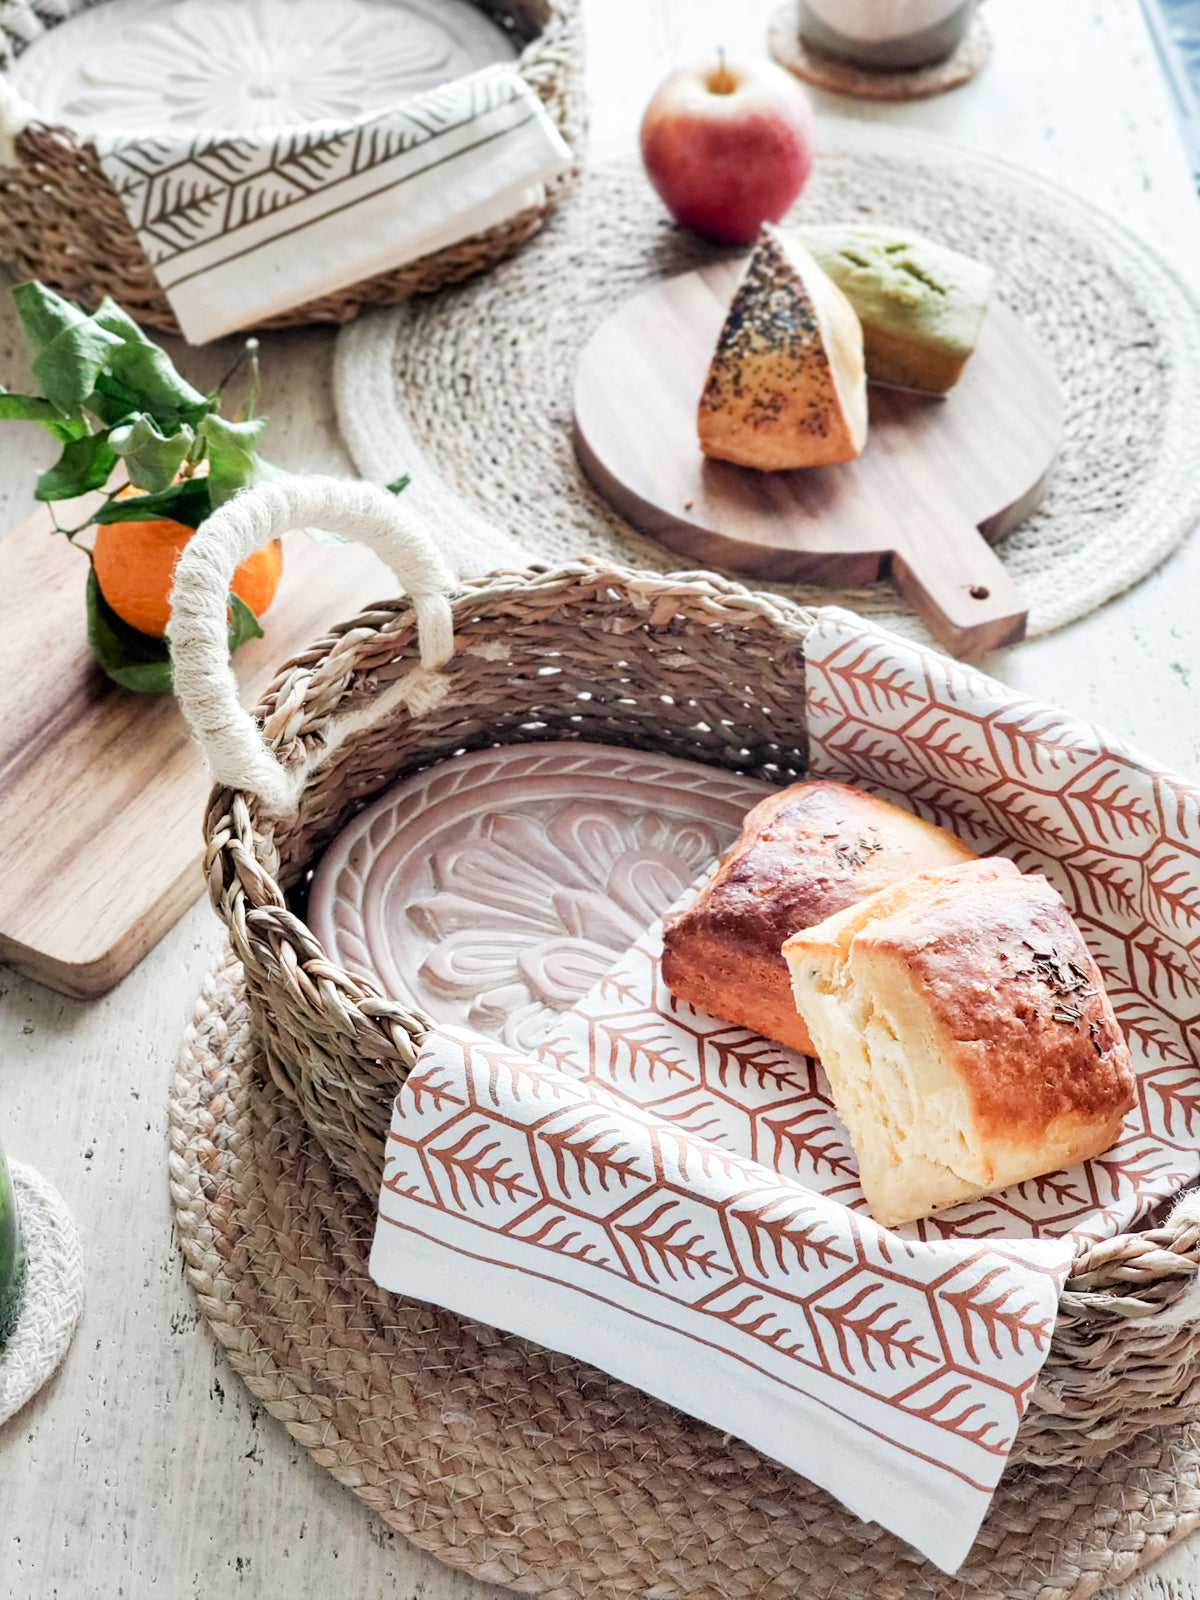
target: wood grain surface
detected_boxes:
[574,260,1062,656]
[0,505,397,997]
[2,3,1200,1599]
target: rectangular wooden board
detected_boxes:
[0,505,400,997]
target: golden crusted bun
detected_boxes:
[661,779,977,1054]
[783,858,1136,1227]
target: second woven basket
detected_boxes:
[0,0,584,331]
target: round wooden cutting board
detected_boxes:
[573,258,1064,657]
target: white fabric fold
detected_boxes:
[371,1025,1072,1573]
[94,64,571,343]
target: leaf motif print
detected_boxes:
[823,726,924,786]
[1147,1072,1200,1140]
[537,1113,648,1196]
[716,1293,807,1358]
[984,707,1087,781]
[616,1201,732,1284]
[518,1213,607,1266]
[1145,856,1200,931]
[901,1384,1006,1450]
[1068,773,1154,841]
[733,1195,852,1274]
[430,1126,537,1209]
[824,645,924,717]
[404,1067,466,1115]
[909,717,993,783]
[594,1017,694,1084]
[765,1106,858,1181]
[1135,933,1200,1003]
[814,1284,936,1372]
[1112,996,1190,1063]
[940,1267,1055,1361]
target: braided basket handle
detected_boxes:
[168,475,457,813]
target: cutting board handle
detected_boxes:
[891,523,1028,658]
[168,476,458,813]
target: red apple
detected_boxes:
[640,54,816,244]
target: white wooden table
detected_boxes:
[2,2,1199,1595]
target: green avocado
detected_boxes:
[795,224,995,393]
[0,1146,26,1349]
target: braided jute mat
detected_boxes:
[0,1162,83,1426]
[335,123,1200,645]
[171,948,1200,1600]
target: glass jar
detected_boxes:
[797,0,978,70]
[0,1142,25,1349]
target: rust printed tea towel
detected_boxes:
[371,1022,1072,1573]
[94,65,571,343]
[370,607,1200,1570]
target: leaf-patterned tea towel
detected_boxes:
[370,605,1200,1569]
[94,64,571,343]
[371,1024,1072,1574]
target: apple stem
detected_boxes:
[710,46,735,94]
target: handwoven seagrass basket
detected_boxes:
[0,0,583,333]
[172,478,1200,1482]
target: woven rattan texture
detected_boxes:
[0,1161,84,1426]
[0,0,584,332]
[768,5,992,99]
[170,949,1200,1600]
[335,127,1200,641]
[199,562,1200,1471]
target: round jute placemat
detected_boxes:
[768,5,992,100]
[335,123,1200,644]
[170,948,1200,1600]
[0,1163,83,1427]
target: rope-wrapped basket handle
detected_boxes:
[168,474,457,813]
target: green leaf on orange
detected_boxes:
[0,389,88,442]
[35,430,119,502]
[109,414,195,493]
[92,477,213,529]
[91,298,210,426]
[85,566,174,694]
[226,591,264,653]
[198,413,267,508]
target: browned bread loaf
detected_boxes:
[783,858,1137,1227]
[660,779,977,1054]
[697,226,868,470]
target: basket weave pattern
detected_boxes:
[0,0,584,332]
[202,563,1200,1471]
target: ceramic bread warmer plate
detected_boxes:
[0,0,583,336]
[161,472,1200,1486]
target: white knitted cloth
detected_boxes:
[335,122,1200,642]
[0,1163,83,1426]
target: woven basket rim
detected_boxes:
[3,0,561,147]
[197,559,1200,1335]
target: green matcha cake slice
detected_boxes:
[795,224,995,394]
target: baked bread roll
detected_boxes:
[697,226,868,470]
[783,858,1137,1227]
[661,779,977,1054]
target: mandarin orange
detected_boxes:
[92,514,283,639]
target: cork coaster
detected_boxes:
[768,5,992,100]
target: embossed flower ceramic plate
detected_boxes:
[308,743,771,1053]
[10,0,518,134]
